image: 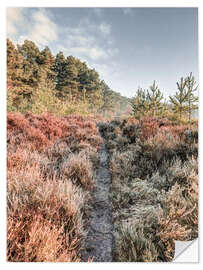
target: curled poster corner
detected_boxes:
[173,238,199,262]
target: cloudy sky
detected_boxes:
[7,7,198,98]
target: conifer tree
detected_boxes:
[147,81,164,116]
[7,39,24,87]
[185,72,198,123]
[76,61,89,94]
[17,40,42,96]
[169,77,189,120]
[157,98,168,117]
[130,87,148,119]
[65,56,79,100]
[54,54,79,100]
[8,40,41,110]
[38,46,56,89]
[7,38,129,116]
[99,81,115,116]
[54,52,68,98]
[83,68,103,111]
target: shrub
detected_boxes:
[7,112,102,262]
[7,215,80,262]
[7,160,88,261]
[100,116,198,262]
[115,224,159,262]
[139,117,159,141]
[61,153,94,190]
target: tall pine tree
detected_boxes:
[147,81,164,116]
[169,76,189,120]
[38,46,56,89]
[185,72,198,123]
[65,56,79,100]
[130,87,148,119]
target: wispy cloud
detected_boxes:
[7,8,58,47]
[7,8,117,61]
[59,45,108,61]
[60,17,118,61]
[7,7,120,86]
[93,8,103,17]
[7,8,25,39]
[123,8,133,16]
[99,22,111,36]
[18,9,58,47]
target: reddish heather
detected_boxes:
[139,117,160,141]
[138,117,196,142]
[7,112,102,151]
[7,112,103,262]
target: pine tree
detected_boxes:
[38,46,56,89]
[147,81,164,116]
[7,38,129,116]
[76,60,88,92]
[157,98,168,118]
[7,39,24,87]
[81,68,103,111]
[185,72,198,123]
[17,40,42,88]
[65,56,79,100]
[99,81,115,116]
[169,77,189,120]
[54,52,68,98]
[130,87,148,119]
[54,54,79,100]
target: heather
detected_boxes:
[7,36,198,262]
[99,117,198,262]
[7,112,103,261]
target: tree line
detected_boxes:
[7,39,129,116]
[7,38,198,121]
[130,73,198,123]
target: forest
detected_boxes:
[7,39,129,118]
[7,38,198,262]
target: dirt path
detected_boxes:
[82,142,114,262]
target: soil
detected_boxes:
[81,141,115,262]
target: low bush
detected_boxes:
[101,116,198,262]
[7,112,102,262]
[61,153,94,190]
[115,225,159,262]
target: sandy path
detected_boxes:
[82,142,114,262]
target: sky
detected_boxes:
[7,7,198,99]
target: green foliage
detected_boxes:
[99,81,118,116]
[7,39,24,87]
[131,81,165,119]
[131,75,198,123]
[169,73,198,122]
[7,39,127,117]
[147,81,164,116]
[169,77,189,120]
[185,72,198,123]
[130,87,148,119]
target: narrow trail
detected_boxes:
[82,141,114,262]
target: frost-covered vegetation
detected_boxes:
[7,112,103,261]
[7,37,198,262]
[99,117,198,261]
